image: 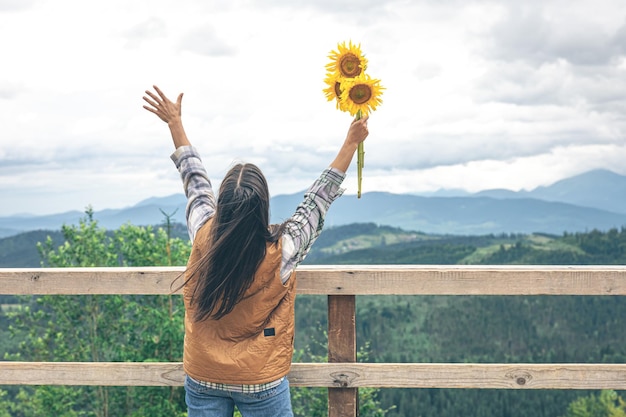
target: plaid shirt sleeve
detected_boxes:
[170,146,216,242]
[280,167,346,282]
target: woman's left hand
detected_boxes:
[143,85,183,125]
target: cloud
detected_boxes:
[0,0,37,11]
[485,2,625,66]
[179,25,236,57]
[258,0,394,15]
[362,143,626,195]
[413,63,443,80]
[467,2,626,152]
[123,17,167,48]
[612,21,626,55]
[0,81,24,99]
[2,0,626,217]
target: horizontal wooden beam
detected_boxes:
[2,266,626,295]
[0,267,183,296]
[290,363,626,390]
[1,362,625,390]
[0,362,184,386]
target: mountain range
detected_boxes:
[2,169,626,238]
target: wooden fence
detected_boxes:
[2,266,626,417]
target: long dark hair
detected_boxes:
[184,163,283,322]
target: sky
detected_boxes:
[1,0,626,216]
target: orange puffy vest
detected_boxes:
[182,221,297,384]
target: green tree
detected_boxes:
[0,390,10,417]
[5,208,190,417]
[562,390,626,417]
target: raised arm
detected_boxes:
[279,116,371,282]
[143,85,190,149]
[143,85,215,241]
[329,115,369,173]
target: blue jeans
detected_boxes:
[185,376,294,417]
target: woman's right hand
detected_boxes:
[345,115,369,147]
[329,115,371,173]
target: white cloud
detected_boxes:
[123,17,168,48]
[0,83,23,100]
[363,143,626,195]
[1,0,626,216]
[0,0,37,11]
[179,25,236,57]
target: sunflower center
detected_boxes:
[334,82,342,98]
[349,84,372,104]
[339,53,362,78]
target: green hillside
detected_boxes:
[300,224,626,417]
[4,222,626,268]
[1,222,625,416]
[304,223,626,266]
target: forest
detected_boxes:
[1,212,625,416]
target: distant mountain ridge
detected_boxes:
[474,169,626,214]
[1,169,626,237]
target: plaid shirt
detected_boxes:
[171,146,345,392]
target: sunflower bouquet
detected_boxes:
[324,41,384,198]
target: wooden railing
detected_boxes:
[2,266,626,417]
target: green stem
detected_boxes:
[356,110,364,199]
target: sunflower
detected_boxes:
[323,72,348,111]
[325,41,368,79]
[322,41,384,199]
[339,73,384,117]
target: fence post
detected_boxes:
[328,295,357,417]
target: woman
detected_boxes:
[143,85,369,417]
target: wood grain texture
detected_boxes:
[2,265,626,295]
[2,265,625,417]
[2,362,625,389]
[328,295,357,417]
